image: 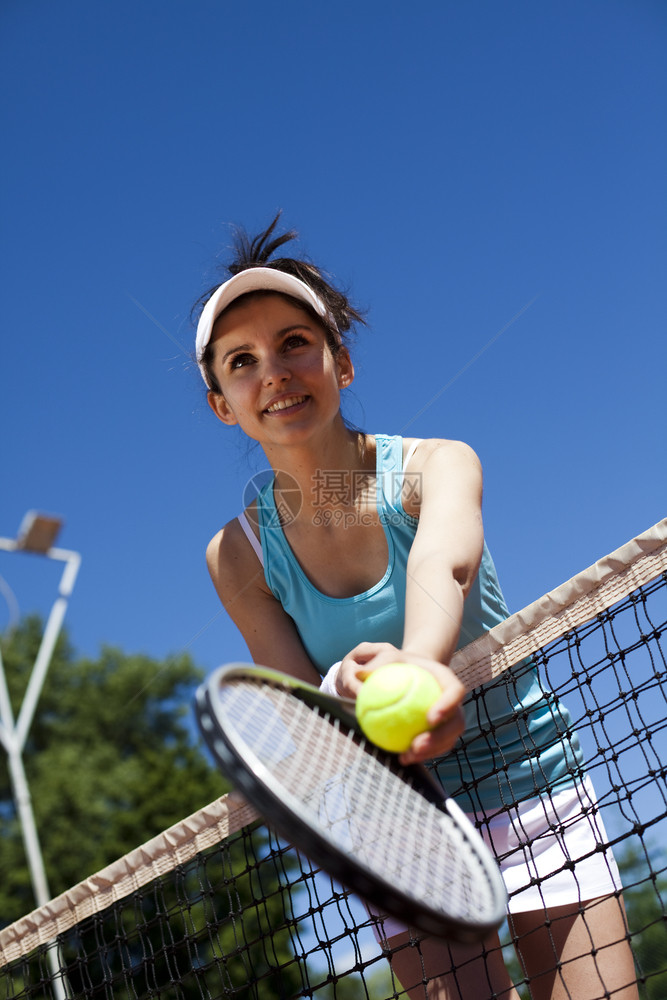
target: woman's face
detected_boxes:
[206,293,353,448]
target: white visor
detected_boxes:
[195,267,332,387]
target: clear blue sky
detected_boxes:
[1,0,665,680]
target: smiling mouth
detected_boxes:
[265,395,309,414]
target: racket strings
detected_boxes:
[219,678,500,923]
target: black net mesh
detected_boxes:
[1,573,665,999]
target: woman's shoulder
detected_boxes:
[399,438,482,518]
[403,436,480,471]
[206,508,263,593]
[206,514,242,556]
[205,515,309,657]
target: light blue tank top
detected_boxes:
[255,434,584,812]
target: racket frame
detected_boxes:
[196,662,508,942]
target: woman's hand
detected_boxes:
[337,641,466,765]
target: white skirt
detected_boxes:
[478,774,622,912]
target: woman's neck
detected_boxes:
[262,424,374,520]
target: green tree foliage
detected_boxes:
[55,826,311,999]
[618,841,667,999]
[0,616,227,918]
[0,617,306,998]
[310,964,397,999]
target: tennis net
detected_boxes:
[1,519,665,999]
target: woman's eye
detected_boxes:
[284,334,307,350]
[229,353,254,370]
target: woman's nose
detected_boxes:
[261,355,291,385]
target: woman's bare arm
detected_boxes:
[206,519,322,686]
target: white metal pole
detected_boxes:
[0,646,68,998]
[16,550,80,751]
[0,533,76,1000]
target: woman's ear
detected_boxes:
[336,347,355,389]
[207,391,238,426]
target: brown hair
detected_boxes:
[193,213,365,394]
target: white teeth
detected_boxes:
[266,396,307,413]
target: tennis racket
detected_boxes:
[195,662,507,942]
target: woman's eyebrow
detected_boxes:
[221,343,252,363]
[221,324,313,363]
[276,322,314,337]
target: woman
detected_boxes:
[194,217,637,999]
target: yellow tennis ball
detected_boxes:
[355,662,442,753]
